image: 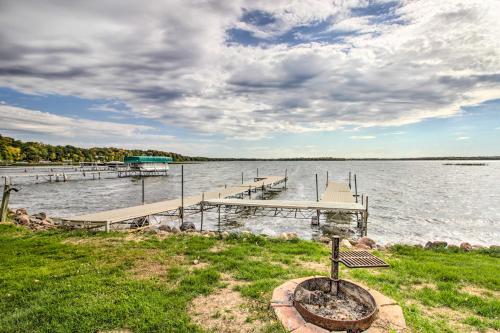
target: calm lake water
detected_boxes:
[3,161,499,246]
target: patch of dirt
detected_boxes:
[461,285,499,299]
[63,233,147,246]
[298,260,329,273]
[209,242,230,253]
[189,260,210,271]
[188,274,260,333]
[413,282,437,291]
[129,254,185,280]
[63,237,124,246]
[407,299,488,333]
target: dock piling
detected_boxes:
[200,192,204,231]
[1,183,19,223]
[315,174,319,202]
[365,196,369,236]
[181,165,184,223]
[284,168,287,189]
[141,178,145,204]
[354,174,358,203]
[349,172,351,189]
[217,205,221,235]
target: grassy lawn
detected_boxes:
[0,223,498,333]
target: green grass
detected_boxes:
[0,224,498,332]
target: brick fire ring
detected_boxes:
[271,277,407,333]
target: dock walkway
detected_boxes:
[62,176,286,230]
[321,181,356,203]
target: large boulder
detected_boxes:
[16,214,30,225]
[15,208,27,216]
[355,243,371,250]
[425,241,448,249]
[357,237,376,249]
[460,242,472,252]
[280,232,298,240]
[33,212,47,220]
[318,236,331,244]
[180,222,196,231]
[340,239,353,249]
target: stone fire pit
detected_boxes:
[271,277,406,332]
[293,277,378,331]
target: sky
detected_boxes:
[0,0,499,158]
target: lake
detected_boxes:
[3,160,499,246]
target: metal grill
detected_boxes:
[339,250,389,268]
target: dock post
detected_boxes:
[365,196,369,236]
[349,172,351,189]
[284,168,287,189]
[257,168,259,178]
[248,185,251,199]
[200,192,204,231]
[354,174,358,203]
[331,236,340,295]
[241,172,244,184]
[315,174,319,202]
[1,183,18,223]
[98,172,101,179]
[217,205,221,235]
[141,178,145,204]
[181,165,184,223]
[326,171,329,188]
[104,221,110,233]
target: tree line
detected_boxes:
[0,134,209,163]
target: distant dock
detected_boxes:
[1,166,168,183]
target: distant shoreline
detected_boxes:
[1,156,500,167]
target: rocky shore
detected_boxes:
[7,208,498,251]
[10,208,57,230]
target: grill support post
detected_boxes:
[331,235,340,295]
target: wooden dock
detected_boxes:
[61,172,369,236]
[62,175,286,230]
[203,177,368,235]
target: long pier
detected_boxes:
[62,175,287,231]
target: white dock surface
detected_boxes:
[321,181,356,203]
[63,176,286,224]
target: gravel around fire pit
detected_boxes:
[298,289,371,321]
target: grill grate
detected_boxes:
[339,251,389,268]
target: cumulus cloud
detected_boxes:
[456,136,470,140]
[350,135,376,140]
[0,0,499,140]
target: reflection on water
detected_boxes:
[3,160,499,245]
